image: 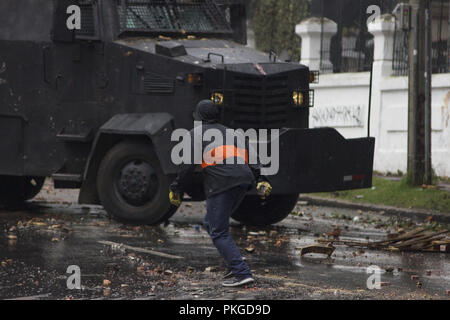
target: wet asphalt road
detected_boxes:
[0,183,449,300]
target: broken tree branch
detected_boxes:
[98,240,184,260]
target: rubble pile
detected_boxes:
[317,228,449,253]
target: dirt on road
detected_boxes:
[0,183,449,300]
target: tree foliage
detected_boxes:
[249,0,310,61]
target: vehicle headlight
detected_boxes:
[293,91,304,106]
[187,73,203,85]
[211,92,224,105]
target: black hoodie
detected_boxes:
[170,100,261,198]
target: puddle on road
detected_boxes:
[0,200,449,299]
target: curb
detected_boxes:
[298,195,450,224]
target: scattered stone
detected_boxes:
[204,266,217,273]
[164,270,173,276]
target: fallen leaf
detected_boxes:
[245,245,255,253]
[103,279,111,288]
[328,228,341,239]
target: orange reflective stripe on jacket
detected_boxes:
[201,145,249,169]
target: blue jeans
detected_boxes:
[203,185,252,279]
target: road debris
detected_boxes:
[98,240,184,260]
[245,245,255,253]
[103,279,111,288]
[269,230,278,238]
[317,228,449,253]
[164,270,173,276]
[299,243,335,257]
[204,267,217,273]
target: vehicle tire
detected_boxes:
[231,194,299,227]
[0,176,45,207]
[97,141,178,225]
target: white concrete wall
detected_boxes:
[298,15,450,177]
[311,73,450,177]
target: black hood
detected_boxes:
[194,100,219,123]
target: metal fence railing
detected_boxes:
[312,0,398,73]
[392,26,409,76]
[392,0,449,76]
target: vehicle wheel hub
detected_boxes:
[117,160,157,206]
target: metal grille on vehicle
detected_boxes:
[143,72,175,94]
[231,75,290,129]
[76,0,98,38]
[117,0,232,34]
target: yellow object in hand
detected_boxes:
[257,181,272,199]
[169,190,181,207]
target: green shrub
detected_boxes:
[249,0,310,61]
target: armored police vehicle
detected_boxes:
[0,0,374,226]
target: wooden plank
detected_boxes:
[299,244,335,257]
[393,231,448,249]
[98,240,184,260]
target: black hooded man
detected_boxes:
[169,100,272,287]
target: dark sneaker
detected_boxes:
[222,276,255,287]
[223,270,233,280]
